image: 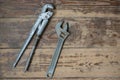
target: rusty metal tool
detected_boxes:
[13,4,54,71]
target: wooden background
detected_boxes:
[0,0,120,80]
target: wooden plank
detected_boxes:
[58,0,120,6]
[0,9,120,18]
[55,10,120,18]
[0,6,119,18]
[0,1,119,18]
[0,0,120,80]
[0,78,120,80]
[0,48,120,78]
[0,0,119,6]
[0,18,120,49]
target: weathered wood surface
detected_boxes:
[0,0,120,80]
[1,78,120,80]
[0,48,120,78]
[0,0,120,18]
[0,18,120,48]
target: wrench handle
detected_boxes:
[47,37,64,78]
[13,17,42,68]
[24,36,40,71]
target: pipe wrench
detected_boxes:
[13,4,54,71]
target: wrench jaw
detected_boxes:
[55,21,70,40]
[41,4,54,13]
[39,4,54,20]
[38,4,54,21]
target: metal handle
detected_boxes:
[13,17,42,68]
[47,38,64,78]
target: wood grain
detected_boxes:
[1,78,120,80]
[0,48,120,78]
[0,0,120,18]
[0,18,120,48]
[0,0,120,79]
[0,6,119,18]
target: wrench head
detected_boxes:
[41,4,54,13]
[40,11,53,20]
[55,21,69,39]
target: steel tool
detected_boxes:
[46,21,70,78]
[13,4,54,71]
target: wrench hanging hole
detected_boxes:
[47,73,52,78]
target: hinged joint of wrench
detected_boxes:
[39,11,53,20]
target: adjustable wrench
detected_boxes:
[47,21,70,78]
[13,4,54,71]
